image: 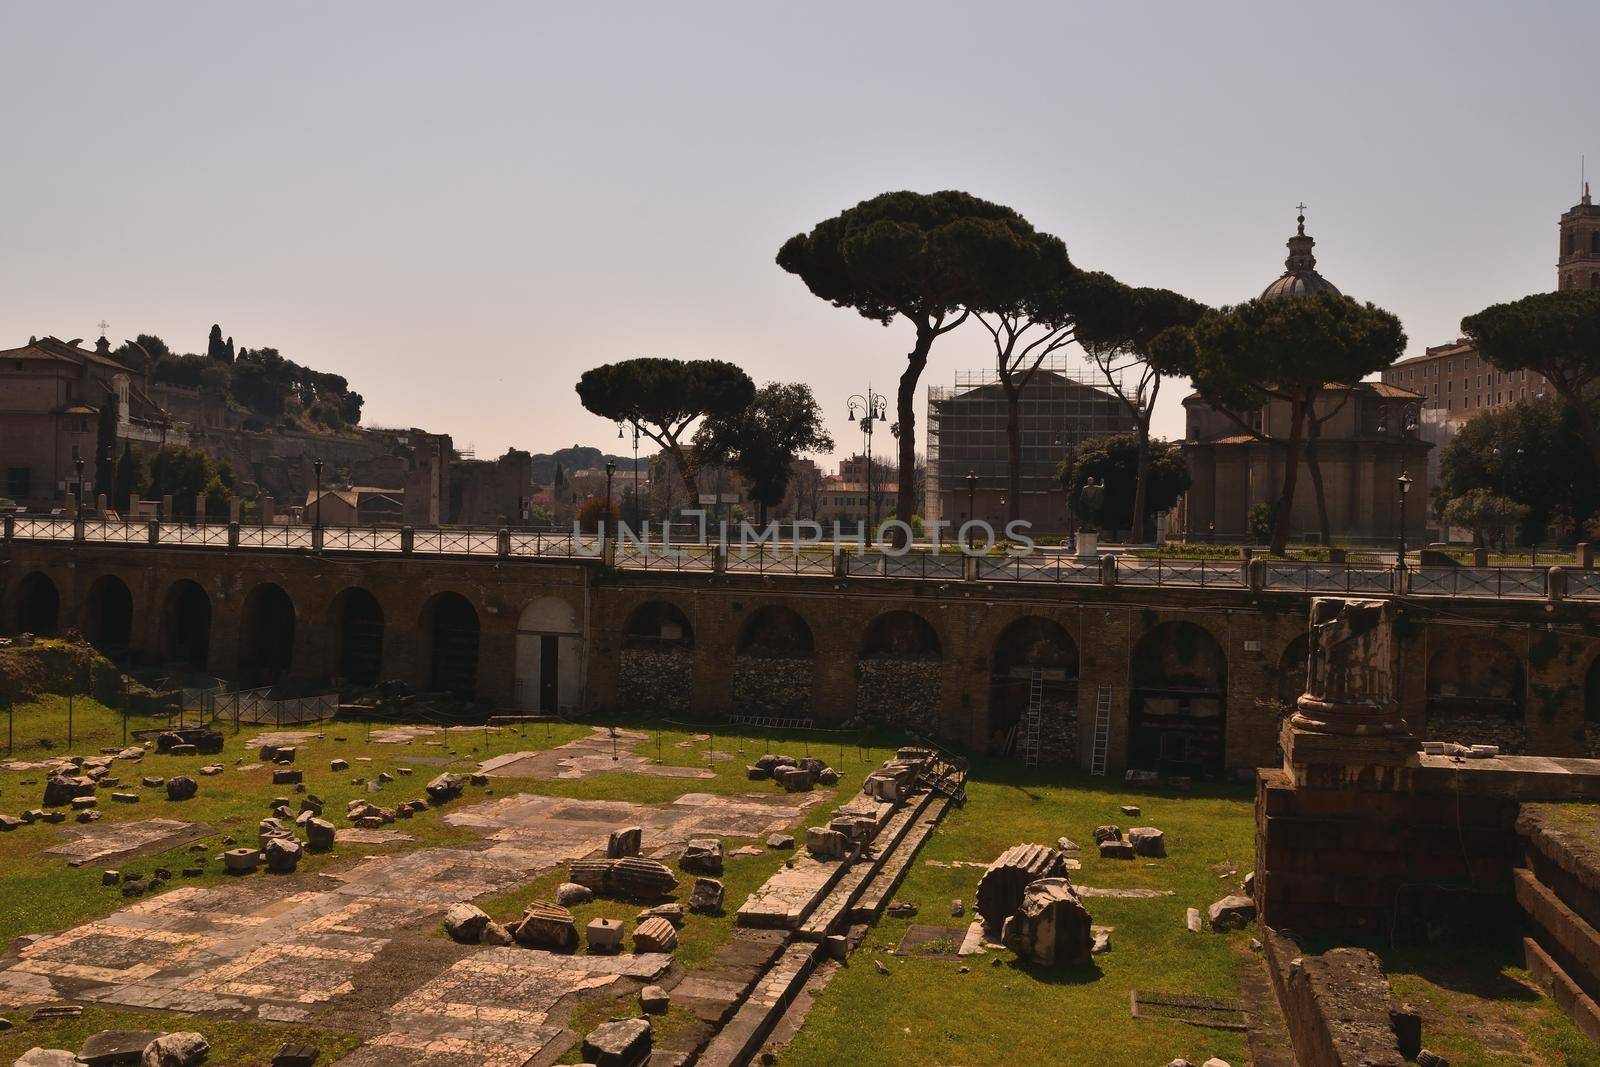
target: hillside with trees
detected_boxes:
[115,324,364,434]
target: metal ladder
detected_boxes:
[1089,684,1112,776]
[1021,669,1044,767]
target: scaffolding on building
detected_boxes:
[925,355,1134,526]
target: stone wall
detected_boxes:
[853,658,940,734]
[1424,709,1526,754]
[617,648,693,716]
[731,655,813,717]
[1038,698,1078,764]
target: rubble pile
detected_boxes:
[617,649,692,714]
[731,655,814,716]
[852,659,941,733]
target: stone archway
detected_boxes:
[1426,633,1525,753]
[1128,620,1228,778]
[83,574,135,665]
[238,583,296,688]
[515,596,582,713]
[733,605,815,718]
[989,616,1079,761]
[158,580,212,673]
[618,601,694,715]
[857,610,943,734]
[422,592,479,697]
[1275,633,1311,709]
[16,572,60,636]
[331,588,384,687]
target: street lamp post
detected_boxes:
[73,455,85,514]
[604,460,617,536]
[847,387,887,535]
[312,458,324,531]
[1396,468,1413,569]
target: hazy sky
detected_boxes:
[3,2,1594,463]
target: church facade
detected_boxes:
[1179,214,1432,545]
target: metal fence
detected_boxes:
[7,515,1595,600]
[214,688,338,728]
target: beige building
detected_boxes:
[1181,213,1431,544]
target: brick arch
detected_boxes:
[328,586,385,686]
[988,615,1080,761]
[419,590,480,697]
[1274,631,1311,708]
[14,570,62,637]
[238,582,296,688]
[1427,631,1526,752]
[616,597,696,715]
[856,608,945,734]
[82,573,135,665]
[1127,619,1229,778]
[156,578,214,673]
[859,608,944,660]
[731,603,816,717]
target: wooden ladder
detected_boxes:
[1089,683,1112,777]
[1021,669,1044,767]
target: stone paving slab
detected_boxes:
[0,786,821,1064]
[478,728,715,781]
[40,819,210,868]
[737,854,848,930]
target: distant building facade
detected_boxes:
[1180,213,1431,544]
[925,368,1135,535]
[0,335,181,509]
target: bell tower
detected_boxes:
[1558,182,1600,291]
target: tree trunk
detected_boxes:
[666,440,699,508]
[1270,397,1308,557]
[1002,376,1022,525]
[1304,427,1332,546]
[1570,395,1600,483]
[1130,419,1152,544]
[893,330,935,545]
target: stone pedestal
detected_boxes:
[1075,531,1098,559]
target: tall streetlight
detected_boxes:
[312,458,324,531]
[604,460,617,535]
[966,469,977,525]
[619,421,641,531]
[847,387,887,533]
[73,455,86,514]
[1396,468,1413,569]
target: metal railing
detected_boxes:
[1260,562,1396,594]
[6,516,1596,600]
[1117,558,1248,588]
[320,526,405,553]
[975,555,1100,584]
[1408,565,1545,599]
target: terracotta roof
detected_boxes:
[0,337,136,373]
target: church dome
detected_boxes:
[1260,211,1341,300]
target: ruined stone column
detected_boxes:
[1281,597,1419,791]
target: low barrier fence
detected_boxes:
[214,687,338,729]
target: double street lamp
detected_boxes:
[847,387,887,533]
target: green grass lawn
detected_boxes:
[777,764,1261,1067]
